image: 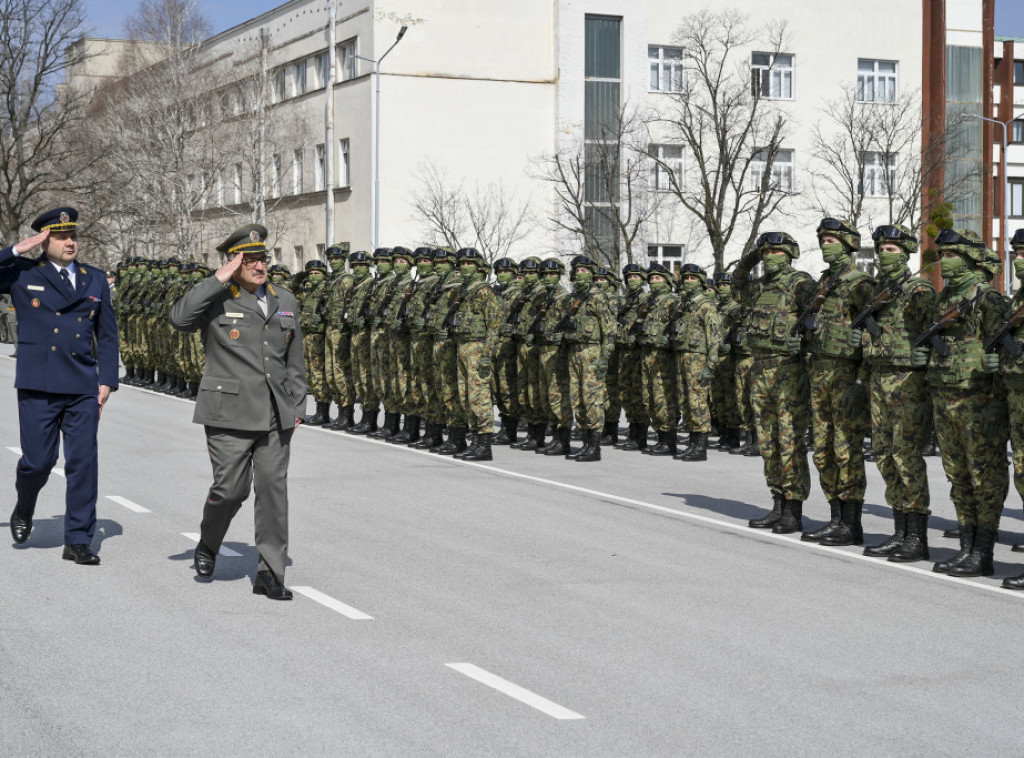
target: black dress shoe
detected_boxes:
[253,570,292,600]
[62,544,100,565]
[194,542,216,578]
[10,507,31,544]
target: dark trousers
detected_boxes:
[16,389,99,545]
[201,423,292,580]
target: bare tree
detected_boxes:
[809,84,976,234]
[533,101,660,268]
[0,0,98,242]
[409,162,532,262]
[649,9,792,272]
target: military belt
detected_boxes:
[810,355,858,368]
[751,352,801,367]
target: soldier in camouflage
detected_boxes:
[404,248,442,448]
[711,272,743,451]
[430,250,469,455]
[799,218,875,547]
[491,257,524,445]
[637,263,679,457]
[914,229,1009,577]
[344,252,379,435]
[594,267,622,445]
[298,259,330,424]
[268,264,292,289]
[998,230,1024,588]
[534,258,574,456]
[510,257,549,451]
[382,247,418,443]
[614,264,650,452]
[323,246,356,430]
[670,264,722,462]
[368,248,400,439]
[735,232,817,533]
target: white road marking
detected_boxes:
[106,495,150,513]
[6,446,62,476]
[291,586,374,620]
[445,663,584,720]
[313,424,1024,601]
[181,532,241,557]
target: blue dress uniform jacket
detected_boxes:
[0,246,120,393]
[170,276,308,431]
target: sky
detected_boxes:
[83,0,1024,40]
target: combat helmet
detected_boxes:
[755,231,800,259]
[816,217,861,253]
[871,224,919,257]
[935,228,986,263]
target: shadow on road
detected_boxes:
[168,542,292,584]
[3,514,122,551]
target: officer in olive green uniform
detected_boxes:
[914,229,1009,577]
[856,225,935,563]
[735,232,816,533]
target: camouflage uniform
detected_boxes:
[324,265,356,418]
[712,288,744,444]
[454,274,502,436]
[298,268,329,405]
[510,276,550,450]
[345,264,379,429]
[615,273,650,450]
[492,279,525,431]
[563,282,615,432]
[536,282,573,434]
[429,269,467,432]
[405,261,441,424]
[384,267,416,415]
[369,261,400,433]
[637,288,679,449]
[670,284,721,437]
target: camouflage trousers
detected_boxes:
[566,343,606,430]
[869,367,930,514]
[433,338,466,426]
[303,331,329,402]
[493,337,522,418]
[538,343,572,428]
[675,352,712,434]
[1006,385,1024,504]
[711,353,742,428]
[641,346,677,433]
[325,327,355,407]
[618,346,646,424]
[389,331,412,413]
[117,315,134,368]
[604,347,620,425]
[350,330,378,412]
[932,384,1009,529]
[750,353,811,501]
[371,329,395,412]
[809,357,868,504]
[409,335,437,418]
[734,354,755,429]
[457,340,494,433]
[183,331,205,382]
[517,340,545,425]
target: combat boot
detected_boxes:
[570,424,582,441]
[729,428,749,455]
[461,433,493,461]
[187,381,199,399]
[413,422,439,449]
[1003,570,1024,590]
[771,499,803,535]
[742,428,760,456]
[948,525,996,577]
[575,429,602,462]
[678,432,708,462]
[305,402,328,426]
[821,500,863,546]
[329,405,354,431]
[536,428,560,454]
[494,416,518,445]
[673,432,697,460]
[517,423,544,451]
[888,512,929,563]
[142,369,155,386]
[348,408,378,435]
[428,425,449,453]
[749,494,784,529]
[455,432,476,459]
[389,415,417,444]
[376,411,400,439]
[863,510,907,557]
[619,423,643,451]
[647,429,676,457]
[543,427,571,456]
[943,526,961,539]
[802,499,843,543]
[600,420,618,446]
[718,428,741,451]
[634,424,649,451]
[933,524,975,574]
[437,426,468,455]
[614,423,635,449]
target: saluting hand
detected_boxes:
[14,229,49,255]
[214,253,243,284]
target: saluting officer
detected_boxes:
[170,225,308,600]
[1,207,119,564]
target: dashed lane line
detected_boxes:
[105,495,150,513]
[446,663,584,720]
[291,586,374,620]
[181,532,241,557]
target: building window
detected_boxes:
[294,60,307,96]
[649,144,682,191]
[233,86,245,115]
[1015,60,1024,85]
[315,143,326,191]
[649,45,683,92]
[270,153,281,198]
[857,59,898,103]
[1012,119,1024,143]
[271,69,285,103]
[860,151,896,197]
[293,149,303,194]
[751,148,794,193]
[1010,180,1024,218]
[585,15,622,258]
[338,39,356,81]
[316,52,329,88]
[648,245,685,275]
[338,138,350,187]
[316,243,326,258]
[294,246,304,267]
[751,53,793,100]
[233,163,243,204]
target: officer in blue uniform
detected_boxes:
[0,207,119,564]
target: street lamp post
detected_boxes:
[356,25,407,250]
[971,111,1024,293]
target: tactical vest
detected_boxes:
[807,267,873,359]
[299,280,327,333]
[1000,290,1024,384]
[325,273,354,325]
[638,292,677,347]
[538,288,570,343]
[565,287,604,345]
[863,277,933,367]
[426,273,463,336]
[672,293,716,354]
[345,277,375,331]
[453,279,491,341]
[405,272,439,329]
[617,290,645,344]
[747,270,808,353]
[927,284,996,387]
[384,275,415,332]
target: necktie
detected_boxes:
[60,268,74,295]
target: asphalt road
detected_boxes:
[1,343,1023,756]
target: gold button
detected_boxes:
[75,334,80,338]
[51,346,56,351]
[71,352,76,356]
[55,311,60,316]
[53,328,59,333]
[78,317,82,322]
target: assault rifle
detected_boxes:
[914,293,982,358]
[440,281,472,330]
[505,290,531,326]
[528,290,555,335]
[851,269,911,338]
[374,275,403,322]
[554,290,591,335]
[629,293,656,338]
[791,273,835,336]
[984,300,1024,356]
[394,281,418,322]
